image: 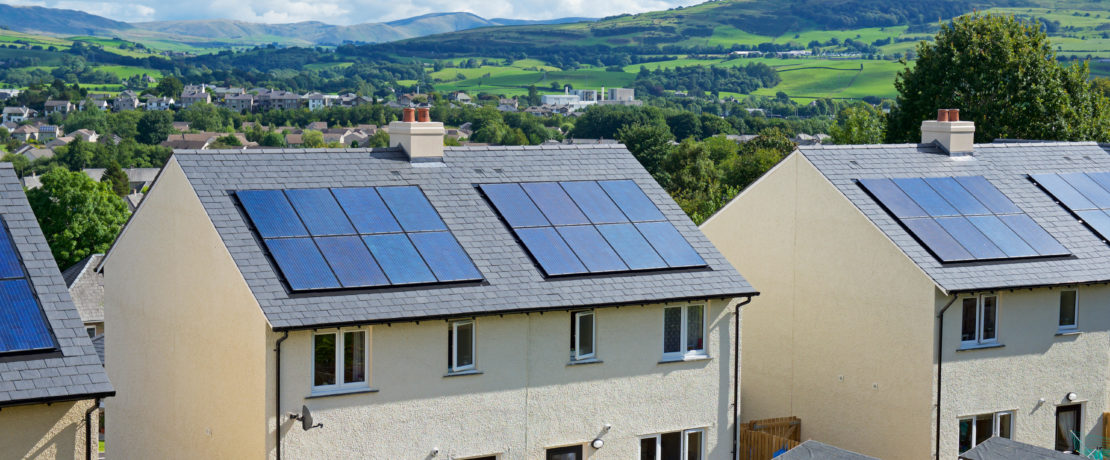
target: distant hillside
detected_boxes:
[0,3,132,36]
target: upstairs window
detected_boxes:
[571,311,596,361]
[1059,290,1078,332]
[448,320,476,373]
[663,305,705,360]
[961,295,998,347]
[312,329,368,392]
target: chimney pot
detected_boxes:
[922,108,974,157]
[417,107,430,123]
[402,108,415,122]
[937,109,949,122]
[947,109,960,122]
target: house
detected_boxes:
[449,91,472,104]
[0,164,114,459]
[17,147,54,162]
[143,95,174,111]
[62,254,106,338]
[958,436,1079,460]
[83,168,161,194]
[101,108,755,459]
[284,133,303,147]
[79,99,109,112]
[70,129,99,143]
[303,92,327,111]
[171,122,190,132]
[0,88,21,100]
[43,99,75,116]
[702,110,1110,459]
[178,88,210,108]
[2,106,35,123]
[113,91,140,112]
[10,125,38,142]
[225,93,254,113]
[305,121,328,131]
[37,125,60,142]
[160,133,217,150]
[260,90,302,111]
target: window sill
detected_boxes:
[659,354,711,364]
[957,342,1004,352]
[443,369,483,378]
[1055,330,1081,337]
[306,387,379,399]
[567,357,603,366]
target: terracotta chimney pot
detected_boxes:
[947,109,960,122]
[402,108,415,122]
[417,107,430,123]
[937,109,949,122]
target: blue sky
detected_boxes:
[5,0,703,24]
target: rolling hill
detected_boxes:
[0,3,132,36]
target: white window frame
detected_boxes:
[1058,289,1079,332]
[662,304,707,360]
[571,310,596,361]
[961,294,999,347]
[639,428,705,460]
[958,410,1014,453]
[449,319,476,373]
[310,328,370,394]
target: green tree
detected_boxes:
[155,76,183,98]
[27,167,129,269]
[666,112,703,141]
[829,104,886,144]
[180,102,227,132]
[302,130,325,148]
[617,123,674,177]
[136,110,173,145]
[367,130,389,148]
[101,161,130,196]
[1,153,29,177]
[211,134,242,148]
[888,14,1110,143]
[259,131,286,147]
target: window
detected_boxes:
[545,445,583,460]
[86,326,96,338]
[571,311,595,361]
[312,329,369,392]
[958,411,1013,454]
[640,429,705,460]
[961,295,998,347]
[663,305,705,359]
[1059,290,1078,332]
[1056,404,1082,453]
[448,320,476,373]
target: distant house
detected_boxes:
[260,90,301,111]
[144,96,174,111]
[0,88,21,100]
[10,125,37,142]
[179,88,210,108]
[79,99,109,112]
[17,147,54,162]
[113,91,140,112]
[63,254,106,338]
[83,167,161,194]
[284,133,303,147]
[160,133,217,150]
[449,91,472,104]
[2,106,35,124]
[43,99,75,116]
[305,121,328,131]
[303,92,327,111]
[224,94,254,113]
[172,121,190,132]
[37,125,60,142]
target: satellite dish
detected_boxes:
[289,405,323,431]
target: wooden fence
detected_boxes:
[738,416,801,460]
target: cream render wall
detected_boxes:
[272,299,739,459]
[701,153,938,459]
[103,157,271,459]
[0,399,95,459]
[939,287,1110,458]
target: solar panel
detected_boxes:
[860,176,1069,263]
[1032,172,1110,245]
[0,221,56,355]
[238,186,482,292]
[482,180,707,277]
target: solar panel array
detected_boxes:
[0,221,56,354]
[859,176,1070,263]
[238,186,482,292]
[480,180,707,277]
[1031,172,1110,244]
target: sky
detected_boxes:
[5,0,703,24]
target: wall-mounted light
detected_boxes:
[1066,392,1078,402]
[591,438,605,449]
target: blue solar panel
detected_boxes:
[409,231,483,282]
[377,186,448,232]
[362,234,437,284]
[557,225,628,273]
[264,238,340,290]
[0,279,54,353]
[600,180,666,222]
[522,182,589,226]
[597,223,668,270]
[1060,173,1110,209]
[331,187,402,234]
[0,224,23,279]
[1030,172,1110,247]
[636,221,707,268]
[315,236,388,288]
[284,189,355,236]
[1076,210,1110,242]
[515,227,587,276]
[1032,174,1096,210]
[238,190,308,238]
[480,183,549,228]
[863,176,1068,263]
[561,181,628,224]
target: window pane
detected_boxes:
[343,331,366,384]
[959,419,973,453]
[314,334,336,386]
[975,415,992,446]
[660,431,682,460]
[456,322,474,368]
[686,431,703,460]
[1059,291,1077,327]
[961,299,978,341]
[998,412,1012,439]
[640,437,657,460]
[579,313,594,357]
[664,308,682,353]
[686,305,704,352]
[982,296,997,341]
[447,327,453,370]
[1056,405,1081,452]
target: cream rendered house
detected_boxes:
[102,111,756,459]
[0,165,114,459]
[703,114,1110,459]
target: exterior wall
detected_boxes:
[272,298,739,459]
[939,287,1110,457]
[701,153,938,459]
[0,399,95,460]
[102,157,270,459]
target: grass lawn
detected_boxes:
[99,441,104,453]
[94,65,163,79]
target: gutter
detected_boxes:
[85,397,100,460]
[732,296,754,460]
[935,294,959,460]
[274,331,289,460]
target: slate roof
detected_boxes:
[173,145,756,330]
[778,440,879,460]
[61,254,105,324]
[959,436,1075,460]
[801,141,1110,293]
[0,165,113,406]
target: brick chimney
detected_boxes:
[389,107,445,162]
[921,109,974,157]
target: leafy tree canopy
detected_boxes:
[830,103,886,144]
[27,167,129,269]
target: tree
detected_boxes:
[617,123,674,177]
[136,110,173,145]
[259,131,286,147]
[101,161,130,196]
[888,13,1110,143]
[155,76,183,98]
[27,167,129,269]
[829,103,886,144]
[302,130,325,148]
[367,130,389,148]
[211,134,242,148]
[1,153,29,177]
[666,112,702,141]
